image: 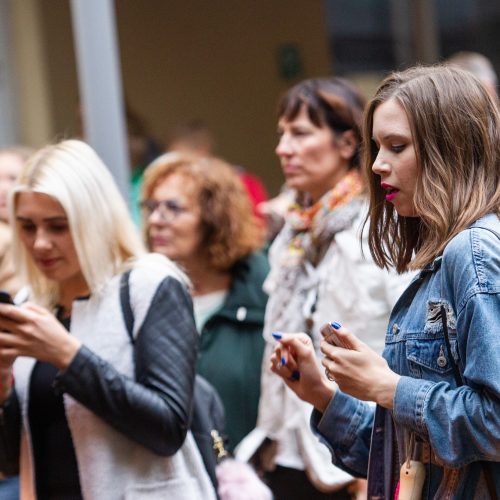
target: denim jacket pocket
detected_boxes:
[406,339,454,379]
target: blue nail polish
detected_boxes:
[281,357,286,366]
[330,321,342,330]
[272,332,282,340]
[290,370,300,381]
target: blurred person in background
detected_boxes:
[166,119,215,158]
[166,120,269,223]
[0,140,215,499]
[126,105,163,226]
[0,146,33,295]
[77,101,162,226]
[236,77,411,500]
[0,146,33,500]
[446,51,498,98]
[141,154,269,450]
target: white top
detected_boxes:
[193,290,228,332]
[236,208,414,490]
[13,254,216,500]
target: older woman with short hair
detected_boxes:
[141,154,269,449]
[236,77,411,500]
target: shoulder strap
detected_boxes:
[119,268,223,494]
[120,270,135,344]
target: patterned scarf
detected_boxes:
[286,170,364,266]
[263,169,365,342]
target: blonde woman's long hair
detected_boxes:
[365,65,500,273]
[10,139,145,308]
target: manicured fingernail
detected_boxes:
[272,332,282,340]
[330,321,342,330]
[281,357,286,366]
[290,370,300,381]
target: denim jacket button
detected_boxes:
[437,345,448,367]
[392,323,400,335]
[437,356,447,368]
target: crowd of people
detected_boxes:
[0,55,499,500]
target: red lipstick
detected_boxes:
[381,182,400,202]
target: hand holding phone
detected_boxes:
[320,322,351,349]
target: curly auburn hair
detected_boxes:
[141,153,263,271]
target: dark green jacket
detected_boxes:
[197,252,269,450]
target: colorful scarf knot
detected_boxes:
[286,170,364,262]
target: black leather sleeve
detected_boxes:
[54,276,198,457]
[0,390,21,476]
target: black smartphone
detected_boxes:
[0,291,14,305]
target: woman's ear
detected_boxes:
[338,130,358,161]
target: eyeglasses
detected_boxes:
[140,199,188,221]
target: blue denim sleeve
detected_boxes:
[393,292,500,468]
[310,389,374,477]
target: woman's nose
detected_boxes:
[33,230,52,250]
[372,152,390,176]
[148,207,172,226]
[275,134,292,157]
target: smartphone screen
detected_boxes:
[319,323,350,349]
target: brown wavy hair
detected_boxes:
[142,153,263,271]
[365,65,500,273]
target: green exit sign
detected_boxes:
[277,44,303,80]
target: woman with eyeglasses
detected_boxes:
[0,140,216,499]
[141,153,269,450]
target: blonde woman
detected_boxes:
[0,140,215,499]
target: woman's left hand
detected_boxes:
[270,332,336,413]
[0,302,81,370]
[320,324,400,409]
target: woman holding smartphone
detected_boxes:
[0,140,216,499]
[237,78,410,499]
[271,66,500,498]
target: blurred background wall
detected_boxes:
[2,0,500,196]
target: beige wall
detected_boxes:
[32,0,331,195]
[10,0,54,147]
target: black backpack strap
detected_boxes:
[120,270,135,344]
[441,305,498,500]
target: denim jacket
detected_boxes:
[311,214,500,499]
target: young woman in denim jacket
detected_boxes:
[270,66,500,499]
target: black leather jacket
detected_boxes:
[0,276,198,476]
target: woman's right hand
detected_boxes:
[270,333,336,413]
